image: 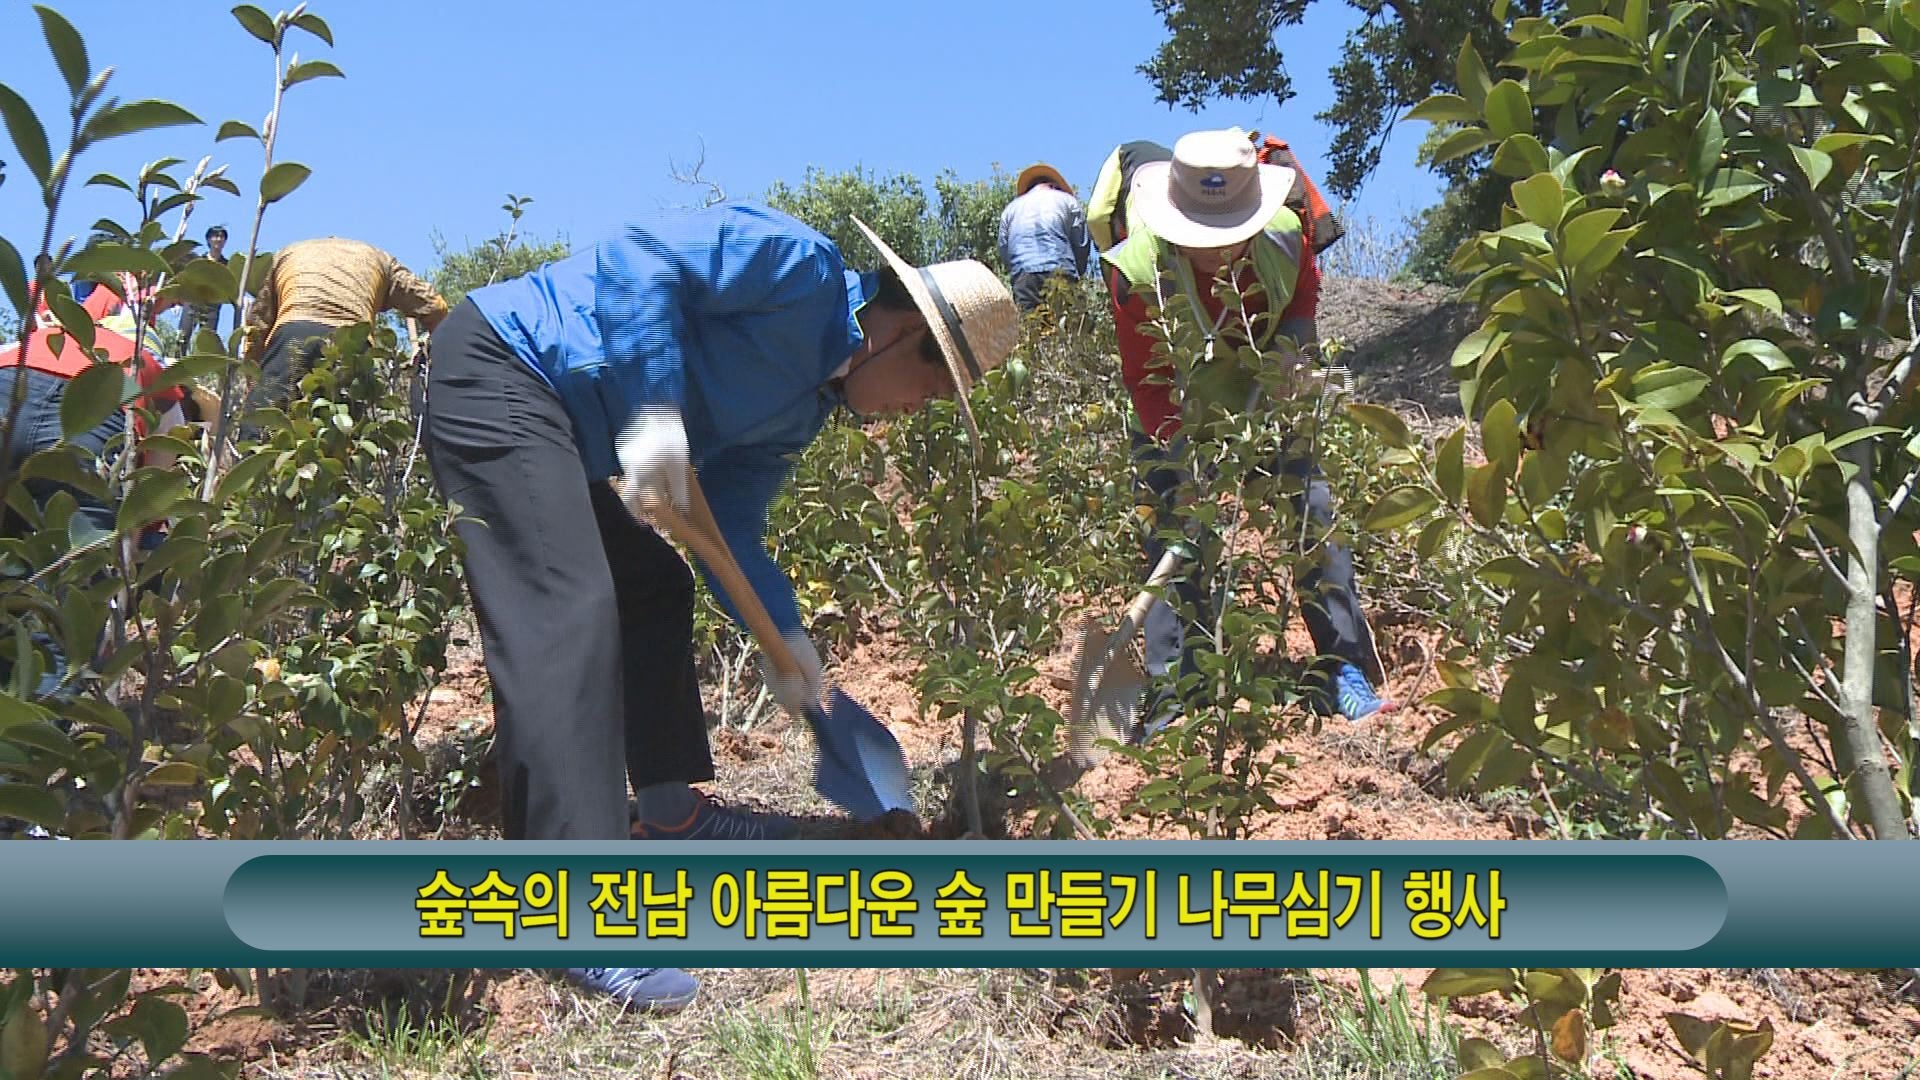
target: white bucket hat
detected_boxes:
[1130,128,1297,250]
[849,215,1020,452]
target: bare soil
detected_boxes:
[125,277,1918,1078]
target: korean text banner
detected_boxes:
[0,841,1911,967]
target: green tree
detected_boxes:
[427,195,569,309]
[1358,0,1920,841]
[1141,0,1558,280]
[764,165,1015,275]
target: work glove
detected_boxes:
[759,629,824,716]
[617,406,691,512]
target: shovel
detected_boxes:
[621,475,914,821]
[1064,543,1191,767]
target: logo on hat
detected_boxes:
[1200,172,1229,198]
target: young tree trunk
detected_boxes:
[1839,442,1911,839]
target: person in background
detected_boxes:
[427,202,1018,1012]
[174,224,230,358]
[997,162,1091,313]
[1099,128,1396,731]
[241,236,447,426]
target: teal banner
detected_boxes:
[0,841,1908,966]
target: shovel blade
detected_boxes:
[806,689,913,821]
[1066,617,1148,768]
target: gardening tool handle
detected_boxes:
[1119,546,1185,633]
[619,476,806,681]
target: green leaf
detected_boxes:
[260,161,311,204]
[1720,338,1792,372]
[1690,108,1726,180]
[0,689,58,734]
[35,4,90,99]
[87,171,134,191]
[1701,169,1766,208]
[1721,288,1782,316]
[1437,425,1467,503]
[1512,173,1565,228]
[0,236,29,317]
[128,996,190,1066]
[1485,80,1532,139]
[1812,131,1891,154]
[0,783,64,830]
[1467,463,1508,527]
[1457,40,1494,108]
[1790,145,1833,189]
[1625,0,1650,40]
[1633,364,1710,409]
[60,362,129,439]
[142,761,202,787]
[21,445,108,502]
[1407,93,1481,124]
[118,470,190,533]
[1493,133,1551,177]
[1559,208,1626,266]
[1347,402,1412,449]
[88,99,202,140]
[0,82,53,188]
[1562,13,1631,38]
[292,11,335,44]
[1755,77,1818,107]
[1575,230,1634,277]
[216,120,260,142]
[1365,486,1440,531]
[65,242,171,281]
[1431,127,1497,165]
[1417,515,1458,559]
[1825,426,1900,452]
[285,60,345,87]
[1423,967,1517,998]
[1483,400,1521,476]
[231,4,278,45]
[1459,1037,1505,1072]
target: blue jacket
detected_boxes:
[467,203,872,636]
[997,185,1091,277]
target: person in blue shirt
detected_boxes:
[426,202,1017,1012]
[996,162,1092,312]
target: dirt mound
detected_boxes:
[1319,276,1477,420]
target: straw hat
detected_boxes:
[1015,162,1074,196]
[1129,128,1296,250]
[849,216,1019,452]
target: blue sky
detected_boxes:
[0,1,1445,283]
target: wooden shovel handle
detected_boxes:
[619,475,805,681]
[1118,546,1186,635]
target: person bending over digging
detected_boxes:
[426,202,1018,1011]
[1098,128,1397,731]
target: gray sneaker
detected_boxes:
[566,967,699,1012]
[631,793,796,841]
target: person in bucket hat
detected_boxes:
[424,201,1016,1011]
[1099,128,1396,731]
[998,162,1091,312]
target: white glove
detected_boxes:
[617,405,691,511]
[759,629,824,715]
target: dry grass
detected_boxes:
[243,966,1475,1080]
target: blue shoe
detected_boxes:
[567,967,699,1013]
[1328,662,1395,722]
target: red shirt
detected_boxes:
[1110,241,1320,441]
[3,323,185,437]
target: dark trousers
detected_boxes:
[174,304,223,359]
[1133,429,1378,690]
[1011,270,1070,313]
[424,300,711,841]
[1,368,129,698]
[240,319,335,435]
